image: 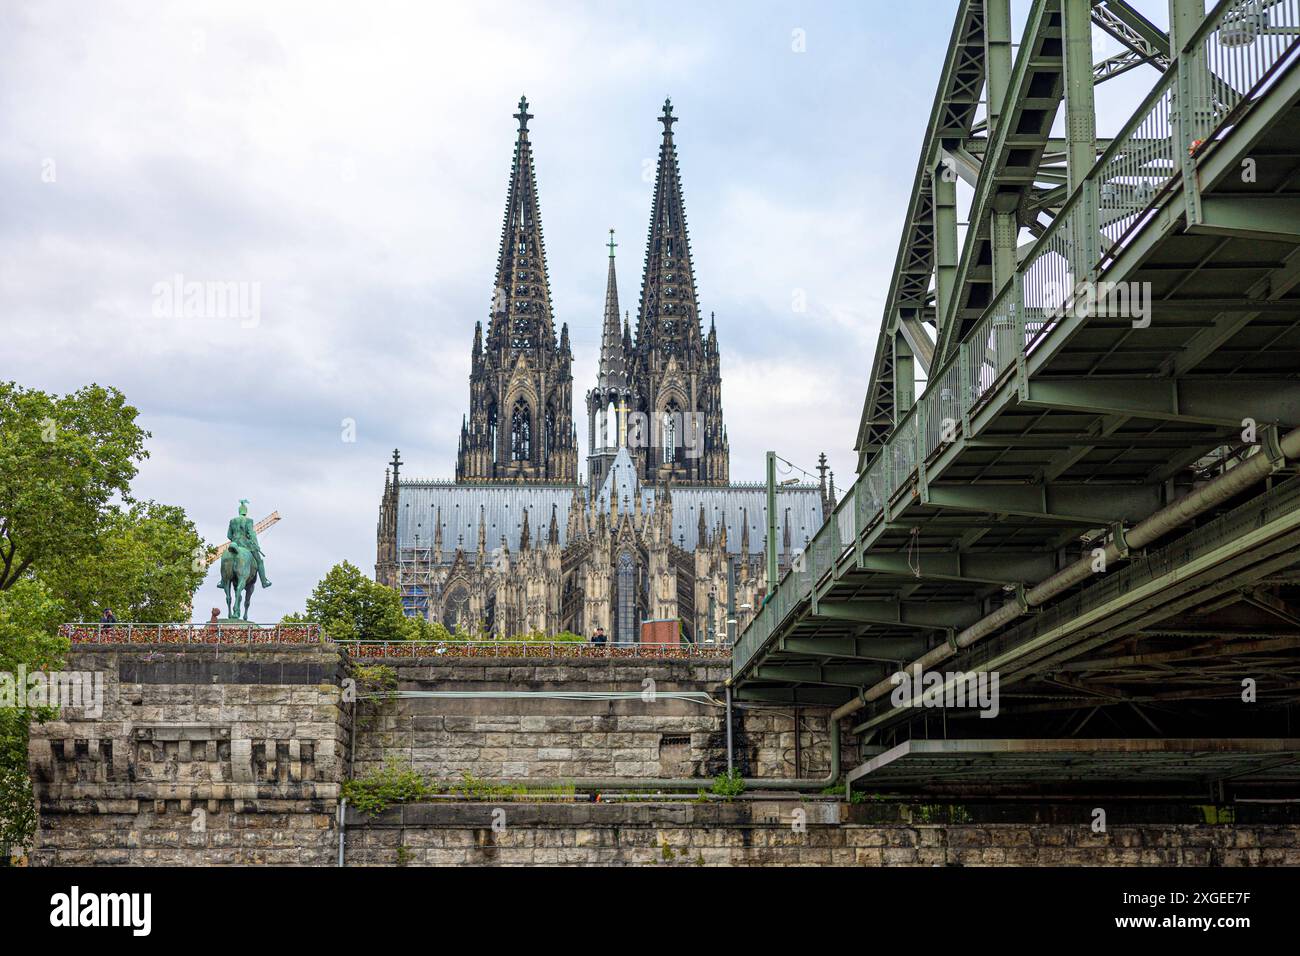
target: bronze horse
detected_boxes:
[219,545,258,620]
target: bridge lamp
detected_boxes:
[1220,2,1267,48]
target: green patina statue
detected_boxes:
[219,499,271,620]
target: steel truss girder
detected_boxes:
[753,663,887,688]
[732,686,852,705]
[1090,0,1170,75]
[856,0,986,472]
[780,635,934,661]
[1191,196,1300,244]
[922,480,1162,524]
[934,0,1065,366]
[814,599,985,629]
[850,550,1058,584]
[859,0,1181,475]
[1020,377,1300,429]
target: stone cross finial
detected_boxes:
[514,95,533,133]
[659,98,676,133]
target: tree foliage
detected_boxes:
[0,579,66,861]
[0,383,149,590]
[287,561,414,642]
[39,501,205,623]
[0,381,203,862]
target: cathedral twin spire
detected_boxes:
[460,95,728,489]
[457,96,576,484]
[634,98,705,366]
[485,95,559,358]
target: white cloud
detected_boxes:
[1,0,1176,620]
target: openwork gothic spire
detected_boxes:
[618,99,728,486]
[458,98,577,483]
[486,94,556,356]
[634,97,702,361]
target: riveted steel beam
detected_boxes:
[853,551,1060,584]
[754,663,888,688]
[923,481,1163,524]
[732,686,853,705]
[815,599,986,630]
[780,635,934,661]
[1191,196,1300,244]
[1020,377,1300,429]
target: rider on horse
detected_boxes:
[226,499,271,589]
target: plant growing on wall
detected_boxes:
[710,767,745,799]
[342,760,437,815]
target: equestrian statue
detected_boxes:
[219,499,272,620]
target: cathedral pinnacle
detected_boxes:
[514,95,533,133]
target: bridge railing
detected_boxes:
[735,0,1300,677]
[61,622,324,644]
[335,639,734,660]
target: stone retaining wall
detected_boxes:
[28,644,348,866]
[26,644,1300,867]
[343,801,1300,867]
[351,657,857,783]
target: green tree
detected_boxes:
[286,561,414,641]
[0,579,66,862]
[39,501,205,623]
[0,383,149,590]
[408,617,453,641]
[0,381,203,862]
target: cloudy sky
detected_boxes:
[1,0,1172,622]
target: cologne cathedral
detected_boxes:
[375,97,830,642]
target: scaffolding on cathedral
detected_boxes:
[398,543,436,618]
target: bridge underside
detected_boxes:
[733,0,1300,799]
[846,738,1300,797]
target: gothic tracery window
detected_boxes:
[442,587,469,632]
[617,552,636,644]
[662,402,680,464]
[511,400,532,461]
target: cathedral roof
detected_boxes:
[397,482,577,557]
[395,474,823,561]
[593,446,640,513]
[669,485,822,555]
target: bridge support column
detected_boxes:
[1063,0,1100,279]
[932,161,959,337]
[983,0,1013,133]
[1170,0,1208,226]
[892,321,915,421]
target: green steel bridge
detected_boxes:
[732,0,1300,798]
